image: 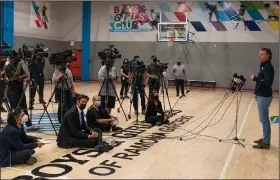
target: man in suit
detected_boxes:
[57,94,113,152]
[0,108,45,167]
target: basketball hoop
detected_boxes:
[168,37,174,47]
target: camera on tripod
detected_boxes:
[49,49,77,72]
[21,43,49,65]
[130,59,146,77]
[0,41,21,60]
[98,45,122,68]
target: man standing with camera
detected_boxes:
[5,52,38,130]
[146,55,161,98]
[98,60,118,114]
[131,56,146,115]
[29,57,46,105]
[52,64,75,123]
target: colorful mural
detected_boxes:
[109,1,279,32]
[30,1,50,29]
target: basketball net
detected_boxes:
[168,37,174,48]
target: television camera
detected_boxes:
[49,49,77,72]
[21,43,49,65]
[153,56,168,75]
[98,45,122,68]
[130,59,146,78]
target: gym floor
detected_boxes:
[0,82,279,179]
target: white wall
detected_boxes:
[14,1,82,41]
[91,1,279,42]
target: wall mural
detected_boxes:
[109,1,279,32]
[30,1,50,29]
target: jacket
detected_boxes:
[253,60,274,97]
[0,124,37,167]
[57,106,92,148]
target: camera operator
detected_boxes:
[146,55,161,98]
[131,56,146,115]
[28,56,46,105]
[98,60,118,114]
[120,58,130,99]
[52,64,75,123]
[0,57,7,123]
[5,52,39,131]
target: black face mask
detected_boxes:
[79,104,86,110]
[153,59,157,63]
[177,62,181,65]
[154,96,159,101]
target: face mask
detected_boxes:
[153,59,157,63]
[22,114,29,123]
[79,103,86,110]
[177,62,181,65]
[154,96,159,101]
[95,101,101,107]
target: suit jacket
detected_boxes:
[57,106,92,148]
[0,124,37,167]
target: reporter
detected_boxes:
[86,95,122,132]
[145,91,169,126]
[0,108,44,167]
[52,64,75,123]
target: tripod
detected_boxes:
[219,88,245,147]
[98,65,128,121]
[38,71,72,135]
[127,74,149,123]
[159,73,174,120]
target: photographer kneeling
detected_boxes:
[52,64,75,123]
[145,91,169,126]
[86,95,122,132]
[0,108,45,167]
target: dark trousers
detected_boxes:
[31,73,45,100]
[7,88,32,127]
[12,149,33,166]
[72,128,102,148]
[209,11,219,21]
[148,79,160,98]
[132,85,146,111]
[91,123,112,132]
[120,81,129,97]
[146,115,164,125]
[175,79,185,96]
[55,89,74,123]
[0,80,5,107]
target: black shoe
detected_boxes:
[253,143,270,149]
[96,145,114,152]
[30,149,35,155]
[39,99,46,104]
[0,107,7,112]
[163,120,170,124]
[254,138,263,144]
[112,126,123,131]
[26,157,37,165]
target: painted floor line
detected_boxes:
[219,98,254,179]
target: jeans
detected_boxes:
[256,96,272,144]
[30,73,45,100]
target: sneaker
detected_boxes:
[254,138,263,144]
[0,118,7,124]
[26,157,37,165]
[253,143,270,149]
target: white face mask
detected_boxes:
[22,114,28,123]
[95,101,101,107]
